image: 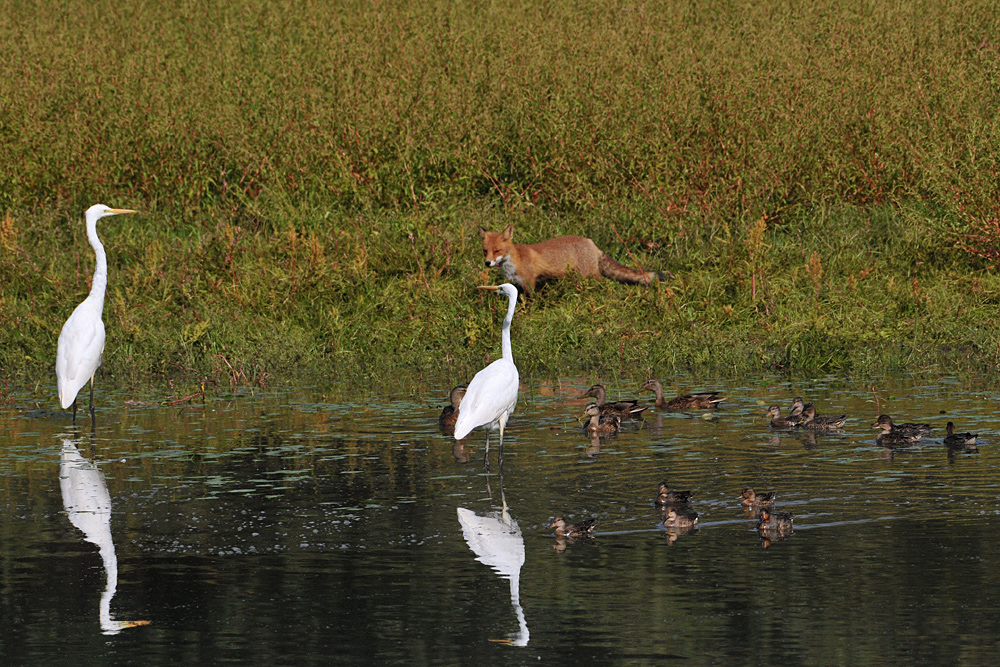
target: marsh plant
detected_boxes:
[3,0,1000,387]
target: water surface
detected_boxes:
[2,375,999,664]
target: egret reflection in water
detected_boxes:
[59,439,149,634]
[457,500,529,647]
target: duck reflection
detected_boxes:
[456,482,528,647]
[60,439,149,634]
[586,433,601,457]
[947,440,979,462]
[765,430,821,449]
[452,439,473,463]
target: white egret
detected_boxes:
[453,283,520,470]
[56,204,137,421]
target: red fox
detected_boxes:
[480,224,664,293]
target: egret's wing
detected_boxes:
[454,360,519,439]
[56,302,106,408]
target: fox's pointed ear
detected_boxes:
[501,224,514,241]
[479,225,489,237]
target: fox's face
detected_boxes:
[480,224,514,267]
[482,237,508,267]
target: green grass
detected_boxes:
[2,0,1000,394]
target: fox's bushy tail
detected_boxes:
[598,254,664,285]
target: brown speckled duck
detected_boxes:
[656,482,694,507]
[873,414,931,444]
[583,384,647,421]
[757,508,793,533]
[662,507,699,529]
[740,487,776,508]
[799,404,847,430]
[944,421,978,448]
[438,384,466,432]
[551,516,596,538]
[788,397,805,422]
[581,403,621,436]
[764,405,799,428]
[641,379,726,412]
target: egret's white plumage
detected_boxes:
[454,283,520,468]
[56,204,136,418]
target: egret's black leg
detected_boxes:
[72,399,78,424]
[89,380,96,422]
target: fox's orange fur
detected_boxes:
[480,224,663,293]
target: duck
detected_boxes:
[943,421,978,448]
[550,516,596,538]
[798,403,847,430]
[788,397,806,423]
[655,482,694,507]
[640,379,726,412]
[581,403,621,436]
[756,508,793,533]
[438,384,467,432]
[764,405,799,428]
[662,507,699,529]
[583,384,647,421]
[873,414,931,444]
[740,487,776,508]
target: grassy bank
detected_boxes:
[4,201,1000,391]
[2,0,1000,392]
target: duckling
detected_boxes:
[640,379,726,412]
[582,384,647,421]
[943,421,978,448]
[550,515,596,538]
[798,403,847,430]
[740,487,776,508]
[662,507,699,529]
[438,384,467,432]
[873,414,931,444]
[757,508,793,533]
[581,403,621,436]
[764,405,799,429]
[655,482,694,507]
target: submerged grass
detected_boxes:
[2,0,1000,393]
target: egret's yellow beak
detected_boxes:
[477,285,501,291]
[109,209,138,215]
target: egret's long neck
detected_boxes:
[86,214,107,305]
[501,292,517,362]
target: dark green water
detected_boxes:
[2,375,999,665]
